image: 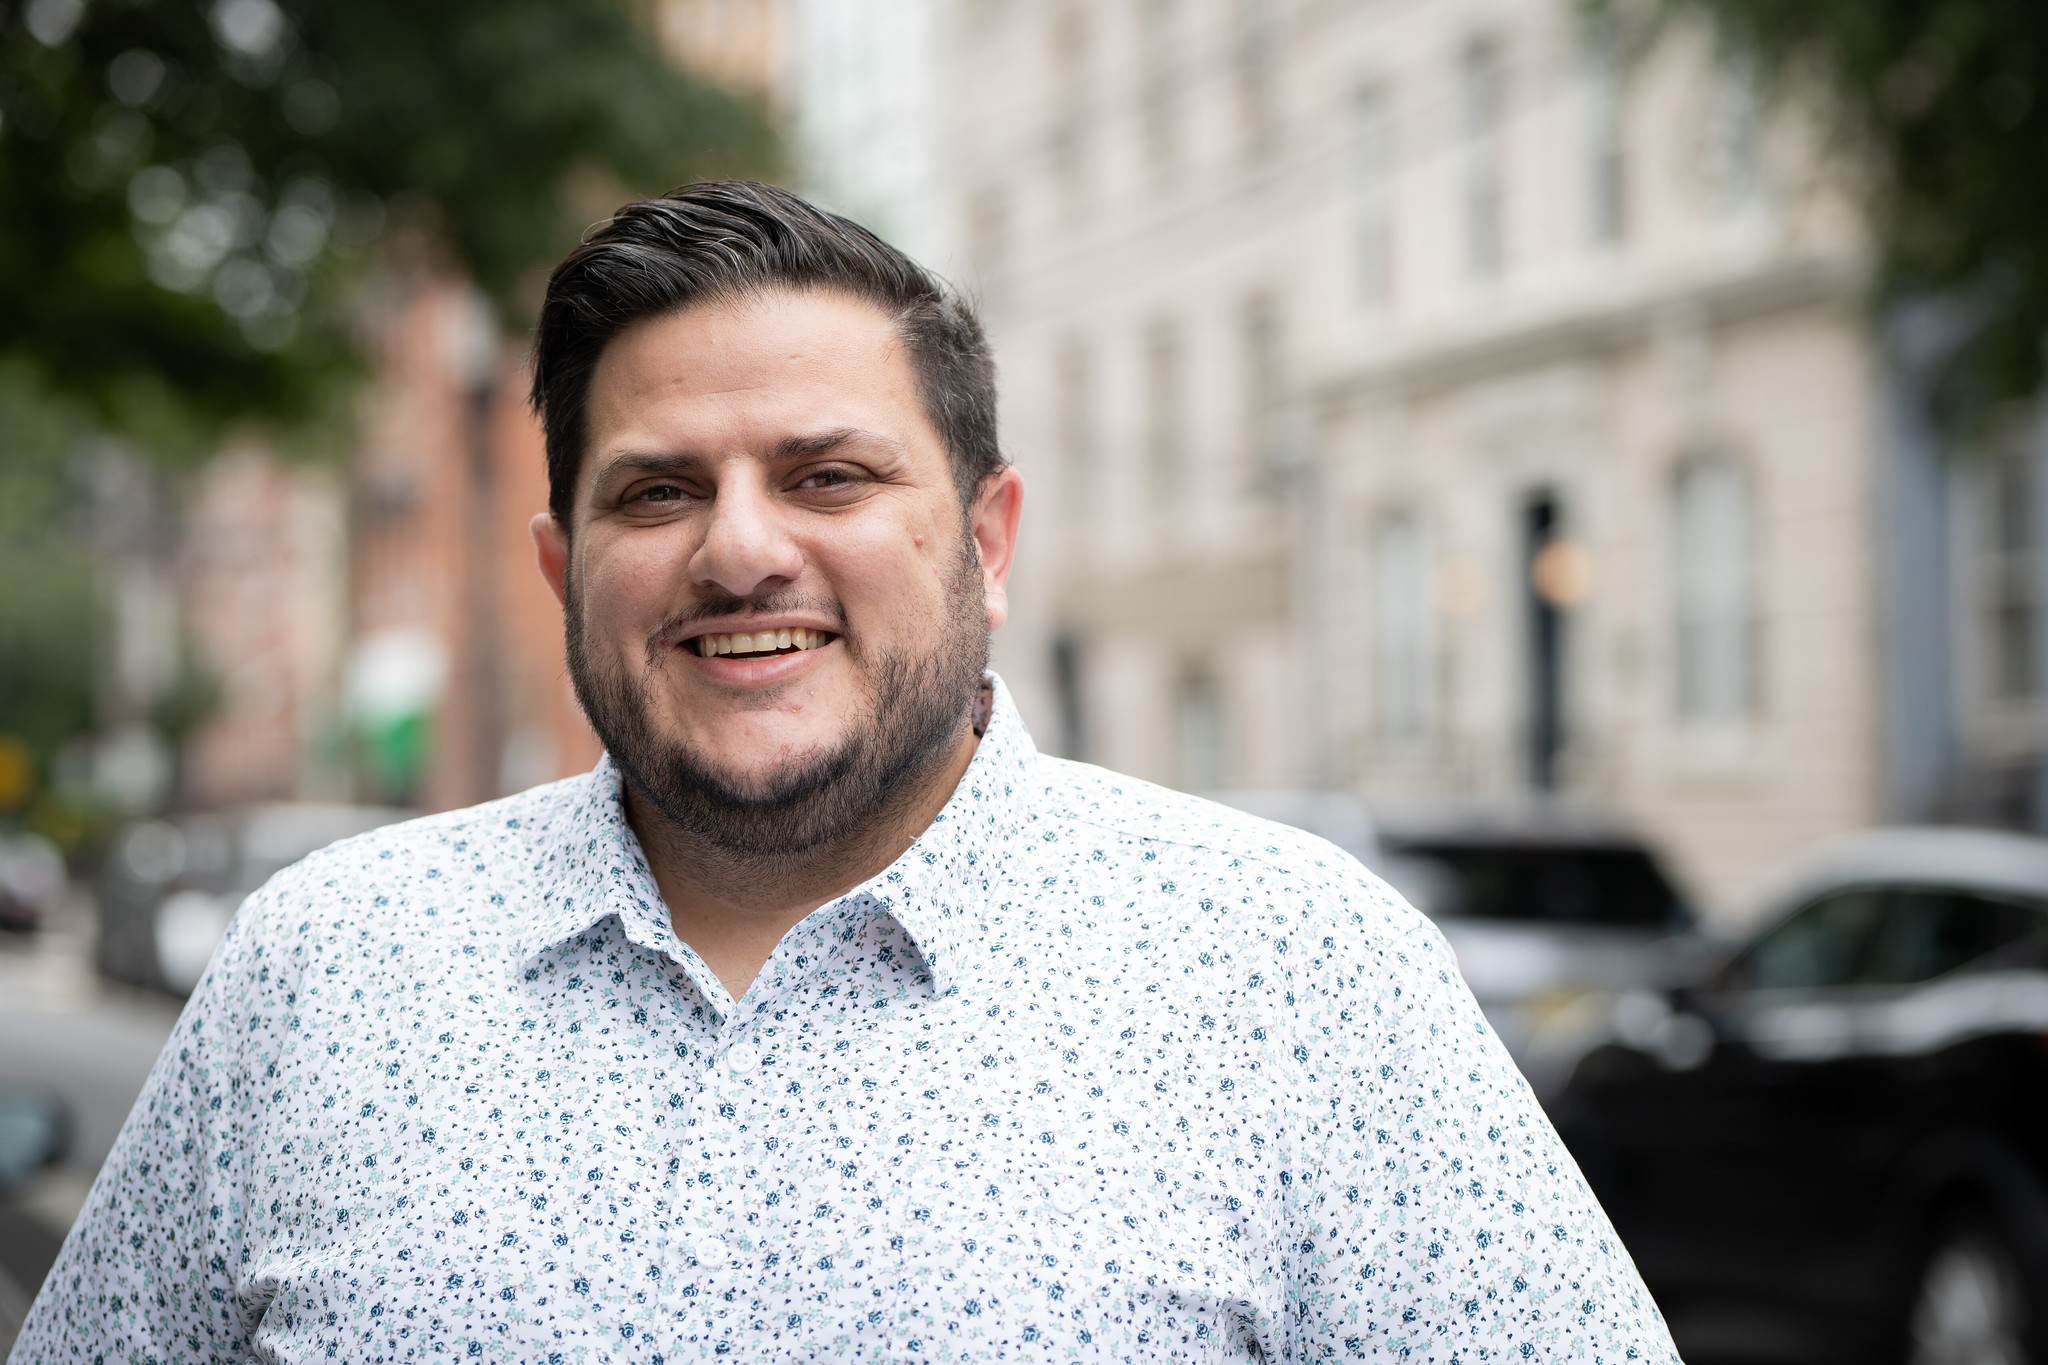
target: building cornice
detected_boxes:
[1306,251,1869,411]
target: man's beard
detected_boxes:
[565,539,989,865]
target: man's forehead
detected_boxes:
[575,292,938,499]
[602,288,906,381]
[587,292,913,425]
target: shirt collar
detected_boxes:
[515,672,1038,1004]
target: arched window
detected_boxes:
[1672,455,1754,721]
[1054,334,1094,539]
[1460,38,1506,279]
[1144,316,1183,503]
[1348,83,1393,309]
[1372,509,1435,740]
[1176,668,1227,791]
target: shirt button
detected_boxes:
[1048,1184,1086,1217]
[725,1043,761,1074]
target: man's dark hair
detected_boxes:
[530,180,1002,524]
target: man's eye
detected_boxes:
[632,484,686,503]
[798,469,856,490]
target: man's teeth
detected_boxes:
[693,628,830,658]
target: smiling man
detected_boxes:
[16,183,1678,1363]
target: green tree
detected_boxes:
[1634,0,2048,425]
[0,0,777,450]
[0,0,775,816]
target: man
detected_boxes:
[17,182,1677,1362]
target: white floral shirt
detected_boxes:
[16,676,1676,1364]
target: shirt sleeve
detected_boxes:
[12,885,291,1364]
[1289,882,1682,1363]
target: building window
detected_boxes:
[1143,316,1183,505]
[1982,445,2038,701]
[1050,631,1087,762]
[1460,38,1506,279]
[966,185,1009,287]
[1055,335,1094,539]
[1176,668,1227,790]
[1584,36,1627,246]
[1673,455,1755,721]
[1239,293,1280,476]
[1049,5,1090,212]
[1372,509,1434,741]
[1232,0,1280,163]
[1139,0,1181,183]
[1524,492,1568,786]
[1705,60,1762,216]
[1348,84,1394,309]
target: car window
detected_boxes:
[1858,888,2044,985]
[1727,888,1884,991]
[1382,843,1685,928]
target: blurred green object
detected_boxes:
[360,711,428,807]
[1626,0,2048,430]
[0,0,778,455]
[0,364,94,815]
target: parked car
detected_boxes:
[0,832,65,933]
[1209,792,1697,1100]
[97,803,407,994]
[1555,826,2048,1365]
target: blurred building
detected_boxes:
[660,0,787,100]
[178,446,347,806]
[343,257,602,812]
[174,1,794,817]
[792,0,1896,920]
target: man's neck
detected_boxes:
[626,724,983,1005]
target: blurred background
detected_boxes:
[4,0,2048,1359]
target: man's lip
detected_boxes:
[682,636,837,679]
[674,622,842,662]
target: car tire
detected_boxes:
[1907,1212,2036,1365]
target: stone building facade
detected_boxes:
[796,0,1889,921]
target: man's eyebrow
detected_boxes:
[596,429,893,482]
[596,450,711,479]
[773,427,893,460]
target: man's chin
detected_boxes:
[676,752,842,806]
[656,721,854,784]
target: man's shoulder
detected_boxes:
[1022,756,1444,988]
[249,769,603,918]
[1030,756,1367,879]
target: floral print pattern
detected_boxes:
[16,676,1676,1363]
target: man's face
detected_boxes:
[533,288,1021,855]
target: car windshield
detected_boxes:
[1382,842,1686,929]
[1722,884,2048,991]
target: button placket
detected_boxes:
[651,980,723,1323]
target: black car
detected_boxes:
[1557,826,2048,1365]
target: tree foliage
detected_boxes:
[0,0,777,449]
[1641,0,2048,424]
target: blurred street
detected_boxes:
[0,898,179,1351]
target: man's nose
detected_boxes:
[688,474,804,598]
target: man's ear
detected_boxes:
[970,466,1025,632]
[532,512,570,609]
